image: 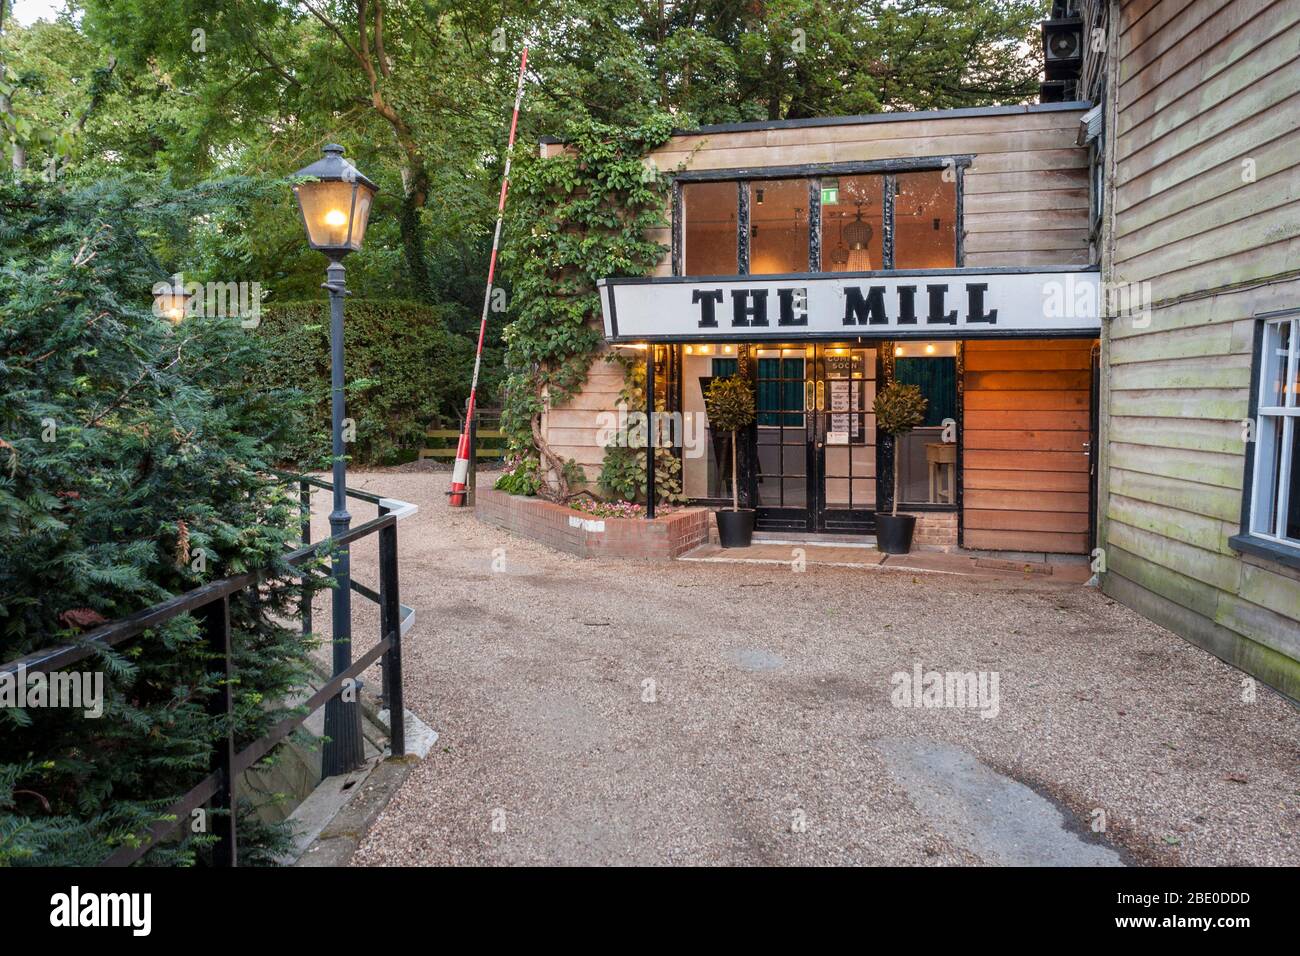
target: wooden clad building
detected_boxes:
[541,101,1103,555]
[1090,0,1300,699]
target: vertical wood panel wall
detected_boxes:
[1098,0,1300,698]
[963,339,1097,554]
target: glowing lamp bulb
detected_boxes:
[324,209,348,227]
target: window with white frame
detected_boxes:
[1247,317,1300,549]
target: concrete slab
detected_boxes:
[378,707,440,759]
[876,738,1125,867]
[724,647,786,671]
[282,706,435,865]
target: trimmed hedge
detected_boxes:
[254,299,485,465]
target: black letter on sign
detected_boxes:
[926,284,957,325]
[896,285,918,325]
[731,289,769,327]
[693,289,723,328]
[966,283,997,324]
[777,288,809,326]
[844,286,889,325]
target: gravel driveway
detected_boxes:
[312,469,1298,866]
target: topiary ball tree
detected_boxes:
[703,375,757,511]
[872,380,929,517]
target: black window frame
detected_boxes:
[671,156,972,278]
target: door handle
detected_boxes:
[816,380,825,411]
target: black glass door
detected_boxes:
[753,347,813,532]
[813,344,879,533]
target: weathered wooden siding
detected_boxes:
[547,105,1093,483]
[1098,0,1300,699]
[963,339,1097,554]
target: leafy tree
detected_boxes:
[0,174,322,865]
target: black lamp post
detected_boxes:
[292,144,378,777]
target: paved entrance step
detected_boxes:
[679,541,1093,583]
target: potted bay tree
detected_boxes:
[873,380,929,554]
[703,374,757,548]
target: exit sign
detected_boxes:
[820,187,839,204]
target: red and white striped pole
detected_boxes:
[450,46,528,507]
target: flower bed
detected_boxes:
[474,488,708,561]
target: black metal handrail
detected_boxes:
[0,474,411,867]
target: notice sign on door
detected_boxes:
[828,378,861,441]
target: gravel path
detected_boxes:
[311,470,1298,866]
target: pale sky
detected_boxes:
[9,0,69,26]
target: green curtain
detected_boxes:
[894,356,955,426]
[757,357,803,426]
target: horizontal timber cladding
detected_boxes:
[1095,0,1300,700]
[1110,0,1300,304]
[962,339,1096,554]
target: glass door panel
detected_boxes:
[817,345,877,532]
[754,348,812,531]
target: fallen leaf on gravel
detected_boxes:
[1162,835,1181,845]
[1223,773,1248,784]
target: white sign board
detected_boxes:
[599,269,1101,342]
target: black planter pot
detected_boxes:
[875,513,916,554]
[716,508,756,549]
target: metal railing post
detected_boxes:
[379,521,405,757]
[646,348,656,519]
[299,480,312,637]
[199,595,237,866]
[378,502,391,711]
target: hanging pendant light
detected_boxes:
[843,200,873,251]
[830,210,849,267]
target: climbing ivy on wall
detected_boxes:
[498,113,677,499]
[598,352,686,506]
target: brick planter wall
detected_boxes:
[475,488,711,561]
[901,511,958,550]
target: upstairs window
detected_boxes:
[893,170,957,269]
[749,179,809,275]
[679,162,960,277]
[682,181,738,275]
[820,175,884,272]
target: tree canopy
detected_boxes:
[4,0,1048,330]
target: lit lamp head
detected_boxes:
[292,144,378,258]
[153,279,192,325]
